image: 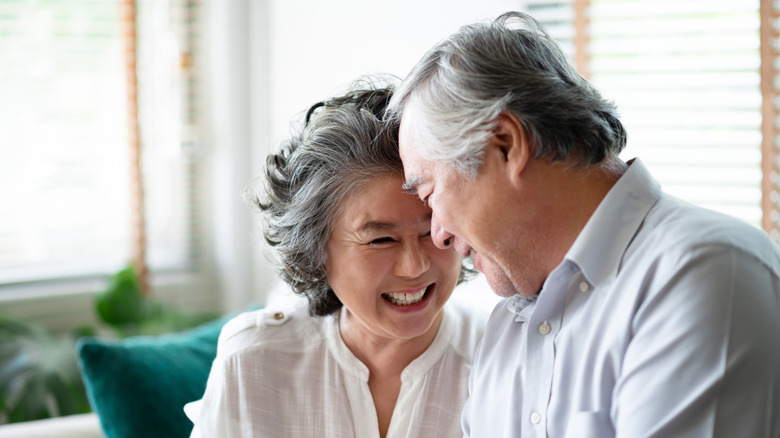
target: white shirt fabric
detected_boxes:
[462,159,780,438]
[185,296,487,438]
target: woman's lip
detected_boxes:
[388,284,430,295]
[382,283,434,308]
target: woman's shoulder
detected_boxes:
[215,303,327,359]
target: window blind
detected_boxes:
[136,0,203,273]
[0,0,202,286]
[760,0,780,242]
[521,0,577,57]
[520,1,764,229]
[587,0,763,227]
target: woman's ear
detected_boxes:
[490,112,531,188]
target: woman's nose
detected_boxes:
[431,217,454,250]
[395,240,431,278]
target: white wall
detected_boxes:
[265,0,520,148]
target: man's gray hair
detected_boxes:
[387,11,627,176]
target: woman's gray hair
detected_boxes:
[246,80,398,316]
[387,11,627,177]
[247,78,474,316]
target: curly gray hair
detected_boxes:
[387,11,627,177]
[247,79,472,316]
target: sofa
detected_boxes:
[0,312,234,438]
[0,413,102,438]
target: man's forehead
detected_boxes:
[398,119,424,180]
[398,102,426,153]
[398,102,440,191]
[399,140,433,195]
[398,116,416,160]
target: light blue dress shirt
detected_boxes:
[462,159,780,437]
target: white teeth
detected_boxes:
[384,288,427,306]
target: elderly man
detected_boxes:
[388,11,780,438]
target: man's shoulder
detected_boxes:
[634,194,780,271]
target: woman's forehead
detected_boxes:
[335,174,431,232]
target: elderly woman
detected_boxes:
[184,80,487,438]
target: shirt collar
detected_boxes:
[506,294,538,323]
[565,158,662,287]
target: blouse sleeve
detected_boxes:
[185,355,233,437]
[184,312,262,437]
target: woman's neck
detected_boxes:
[338,310,445,438]
[339,309,444,374]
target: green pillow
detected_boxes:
[76,315,230,438]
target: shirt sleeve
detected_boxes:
[184,355,233,437]
[613,244,780,437]
[184,400,205,438]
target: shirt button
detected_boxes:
[579,281,590,292]
[538,322,551,335]
[530,411,541,424]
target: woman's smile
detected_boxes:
[382,283,434,307]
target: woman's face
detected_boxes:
[325,173,462,344]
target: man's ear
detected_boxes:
[491,112,531,187]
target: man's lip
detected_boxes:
[472,252,483,272]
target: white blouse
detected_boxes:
[185,297,487,438]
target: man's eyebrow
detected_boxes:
[402,175,423,195]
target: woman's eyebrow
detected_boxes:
[356,213,431,234]
[357,221,399,234]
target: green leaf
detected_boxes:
[95,264,147,326]
[0,313,91,424]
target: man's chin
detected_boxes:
[476,257,518,298]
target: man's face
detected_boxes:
[398,106,535,297]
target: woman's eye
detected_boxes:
[369,237,395,245]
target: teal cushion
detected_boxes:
[76,316,231,438]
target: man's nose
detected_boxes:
[431,216,454,250]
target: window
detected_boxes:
[588,0,763,227]
[520,0,777,240]
[0,0,202,288]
